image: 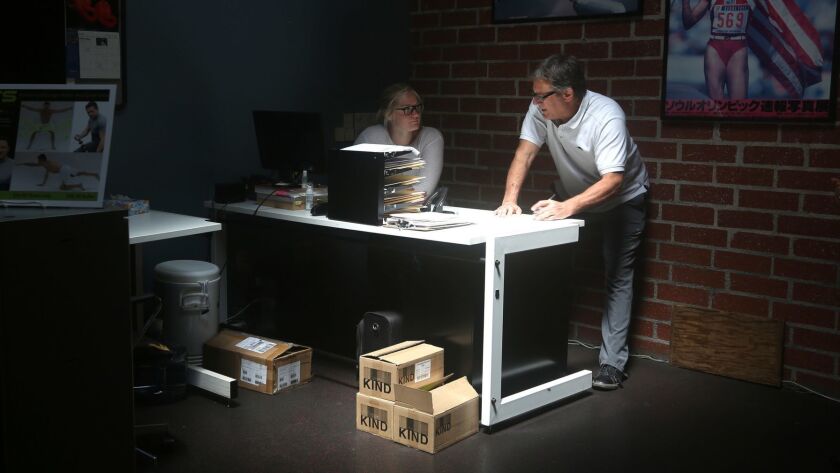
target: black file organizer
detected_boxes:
[327,148,413,226]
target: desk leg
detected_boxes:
[480,227,591,427]
[211,227,228,322]
[130,244,144,334]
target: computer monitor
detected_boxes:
[252,110,325,183]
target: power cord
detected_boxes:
[568,339,840,403]
[252,191,275,216]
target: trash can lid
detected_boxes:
[154,260,220,283]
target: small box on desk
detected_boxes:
[203,330,312,394]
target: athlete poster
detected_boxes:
[0,84,116,207]
[662,0,839,121]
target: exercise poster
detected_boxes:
[662,0,838,121]
[0,84,116,207]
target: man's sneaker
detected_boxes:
[592,364,627,390]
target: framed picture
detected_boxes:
[0,83,117,208]
[493,0,642,23]
[662,0,839,121]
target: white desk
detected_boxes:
[128,210,221,244]
[212,201,591,427]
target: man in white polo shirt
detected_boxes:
[495,54,649,390]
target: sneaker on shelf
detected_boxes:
[592,364,627,391]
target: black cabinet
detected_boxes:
[0,208,134,472]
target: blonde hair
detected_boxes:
[377,83,422,126]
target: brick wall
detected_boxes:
[408,0,840,396]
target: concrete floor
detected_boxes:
[135,345,840,473]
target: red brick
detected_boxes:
[791,327,840,353]
[497,25,537,42]
[643,0,663,15]
[718,210,774,231]
[803,195,840,215]
[420,0,456,9]
[425,96,458,112]
[633,99,661,117]
[774,258,837,283]
[415,63,450,79]
[477,80,515,96]
[447,148,477,165]
[743,146,804,166]
[661,204,715,225]
[713,293,769,317]
[441,80,476,95]
[441,114,477,129]
[783,347,835,373]
[585,22,632,38]
[501,97,529,113]
[714,250,772,273]
[730,232,790,255]
[489,62,529,78]
[477,150,512,167]
[411,46,443,62]
[793,282,840,306]
[673,266,726,288]
[718,124,779,142]
[412,80,441,95]
[458,26,495,43]
[454,166,491,184]
[655,322,672,341]
[563,42,610,59]
[643,260,671,280]
[658,283,710,306]
[492,133,519,151]
[659,243,712,266]
[739,190,799,212]
[520,43,563,61]
[731,273,789,298]
[629,337,671,358]
[460,97,495,113]
[453,131,489,148]
[773,302,836,329]
[646,221,672,240]
[635,58,663,77]
[635,18,666,36]
[423,29,457,45]
[637,141,677,160]
[612,78,661,97]
[637,300,673,321]
[778,170,836,192]
[540,24,583,40]
[448,183,480,200]
[587,59,635,78]
[452,62,487,78]
[440,10,476,27]
[442,45,479,61]
[679,184,734,205]
[716,166,774,186]
[682,144,737,163]
[479,44,518,61]
[627,119,658,138]
[631,318,655,338]
[661,122,714,140]
[794,238,840,260]
[613,39,662,58]
[810,148,840,168]
[661,163,714,182]
[674,225,728,247]
[479,115,517,132]
[779,215,840,239]
[782,125,840,145]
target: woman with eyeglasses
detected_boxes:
[354,83,443,195]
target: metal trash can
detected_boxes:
[154,260,220,366]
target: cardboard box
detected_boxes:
[358,340,444,401]
[392,377,479,454]
[355,393,395,441]
[203,330,312,394]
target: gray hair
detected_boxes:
[532,54,587,98]
[377,83,422,125]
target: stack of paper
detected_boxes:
[384,212,474,231]
[345,143,428,215]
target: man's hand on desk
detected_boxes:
[531,199,576,221]
[494,201,522,216]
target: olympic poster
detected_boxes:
[0,84,116,207]
[662,0,839,121]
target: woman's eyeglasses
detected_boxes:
[394,104,424,116]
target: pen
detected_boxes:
[547,193,556,201]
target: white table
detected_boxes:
[211,201,591,427]
[128,210,221,244]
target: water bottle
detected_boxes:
[305,183,315,211]
[300,169,309,188]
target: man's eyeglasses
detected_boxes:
[394,104,424,116]
[531,90,557,103]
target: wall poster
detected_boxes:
[662,0,838,121]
